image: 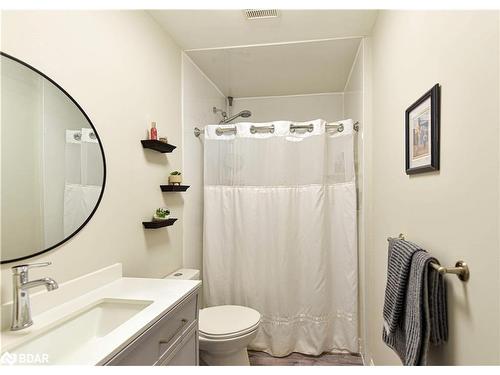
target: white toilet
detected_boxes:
[165,269,261,366]
[198,305,260,366]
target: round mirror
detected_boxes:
[1,52,106,263]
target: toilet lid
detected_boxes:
[199,305,261,338]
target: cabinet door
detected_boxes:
[158,326,198,366]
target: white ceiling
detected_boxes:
[186,38,362,97]
[150,10,373,97]
[149,10,377,50]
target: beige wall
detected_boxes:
[0,10,183,302]
[366,11,500,365]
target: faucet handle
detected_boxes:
[12,262,52,274]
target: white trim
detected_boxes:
[184,36,364,52]
[343,38,364,93]
[233,92,344,101]
[181,52,226,98]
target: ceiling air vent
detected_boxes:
[244,9,280,20]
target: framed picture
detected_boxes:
[405,84,440,174]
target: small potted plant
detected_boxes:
[153,208,170,221]
[169,171,182,185]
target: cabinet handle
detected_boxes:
[158,318,189,356]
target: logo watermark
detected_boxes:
[0,351,49,365]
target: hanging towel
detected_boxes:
[428,261,449,346]
[383,238,422,335]
[382,239,448,365]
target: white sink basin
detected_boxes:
[8,298,152,365]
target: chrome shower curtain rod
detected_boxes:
[193,121,359,137]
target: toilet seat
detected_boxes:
[199,321,260,340]
[199,305,261,341]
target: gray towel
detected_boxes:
[382,240,448,365]
[383,238,422,335]
[428,262,448,345]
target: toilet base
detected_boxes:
[200,348,250,366]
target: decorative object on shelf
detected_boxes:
[153,208,170,221]
[405,83,440,175]
[160,184,190,192]
[168,171,182,185]
[149,121,158,140]
[142,218,177,229]
[159,137,168,143]
[141,139,176,153]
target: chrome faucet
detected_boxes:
[11,262,58,331]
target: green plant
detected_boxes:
[155,208,170,218]
[170,171,181,175]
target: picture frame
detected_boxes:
[405,83,440,174]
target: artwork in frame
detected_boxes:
[405,83,441,174]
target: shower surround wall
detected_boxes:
[181,54,226,274]
[343,40,368,359]
[182,43,367,352]
[230,93,344,123]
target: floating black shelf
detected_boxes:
[142,218,177,229]
[141,140,176,153]
[160,185,190,192]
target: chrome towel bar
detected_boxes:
[387,234,470,282]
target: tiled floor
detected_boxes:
[248,350,363,366]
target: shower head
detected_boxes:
[219,110,252,124]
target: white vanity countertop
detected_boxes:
[0,277,201,365]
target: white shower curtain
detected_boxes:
[203,119,358,356]
[63,128,103,237]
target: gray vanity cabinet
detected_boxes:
[105,290,199,366]
[158,326,198,365]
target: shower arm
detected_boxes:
[220,112,244,124]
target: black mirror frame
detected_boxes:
[0,51,107,264]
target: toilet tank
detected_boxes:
[164,268,200,280]
[165,269,202,307]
